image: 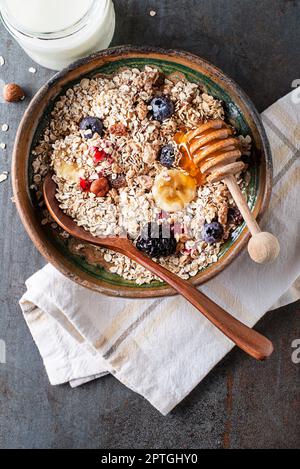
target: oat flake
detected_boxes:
[0,171,8,183]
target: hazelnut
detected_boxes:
[3,83,25,103]
[90,177,110,197]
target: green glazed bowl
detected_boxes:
[12,46,272,298]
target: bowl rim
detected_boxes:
[12,45,272,298]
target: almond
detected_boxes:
[3,83,25,103]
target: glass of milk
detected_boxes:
[0,0,115,70]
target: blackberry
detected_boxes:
[136,222,177,257]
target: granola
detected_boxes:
[31,66,250,284]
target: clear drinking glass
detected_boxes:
[0,0,115,70]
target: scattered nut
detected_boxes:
[109,122,127,136]
[137,175,153,190]
[90,177,110,197]
[142,143,157,164]
[3,83,25,103]
[136,101,148,120]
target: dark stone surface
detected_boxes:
[0,0,299,449]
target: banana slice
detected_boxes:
[54,159,84,184]
[152,169,197,212]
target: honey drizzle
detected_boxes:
[174,131,206,185]
[175,121,240,186]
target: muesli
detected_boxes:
[31,66,251,284]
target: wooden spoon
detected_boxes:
[43,174,273,361]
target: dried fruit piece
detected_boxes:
[108,173,126,189]
[109,122,127,136]
[3,83,25,102]
[228,207,243,225]
[90,177,110,197]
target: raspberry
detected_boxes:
[79,178,91,192]
[92,147,108,163]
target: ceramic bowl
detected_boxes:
[12,46,272,298]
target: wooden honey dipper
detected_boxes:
[176,119,280,263]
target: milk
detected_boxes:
[0,0,115,70]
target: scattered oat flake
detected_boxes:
[149,10,156,16]
[0,143,6,150]
[29,67,37,74]
[1,124,9,132]
[0,171,8,183]
[0,56,4,66]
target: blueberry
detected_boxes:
[159,144,175,168]
[150,96,174,122]
[202,222,224,244]
[79,116,103,139]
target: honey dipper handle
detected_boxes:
[224,175,260,235]
[224,175,280,263]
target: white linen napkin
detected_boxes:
[20,91,300,415]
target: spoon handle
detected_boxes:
[116,240,273,361]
